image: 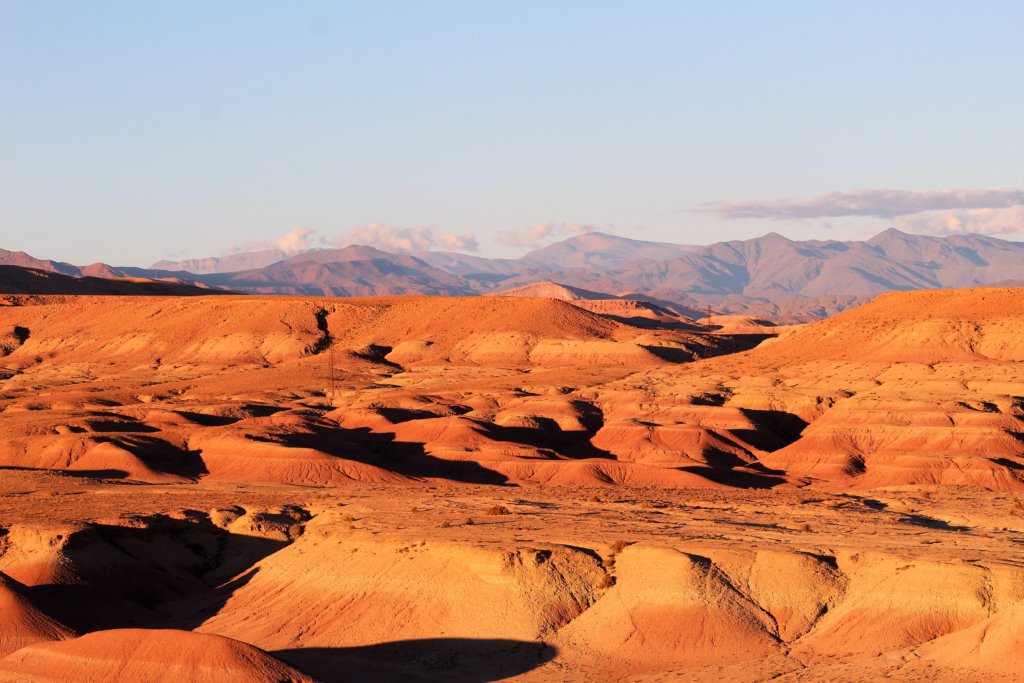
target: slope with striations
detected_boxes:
[0,629,315,683]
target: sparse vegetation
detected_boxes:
[484,505,511,515]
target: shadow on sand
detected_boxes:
[275,638,557,683]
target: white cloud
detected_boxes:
[434,231,479,251]
[228,227,323,254]
[496,221,597,248]
[274,227,320,252]
[894,206,1024,236]
[224,225,478,256]
[701,188,1024,220]
[335,224,478,253]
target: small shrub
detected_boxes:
[796,522,813,532]
[485,505,511,515]
[462,517,475,526]
[610,540,631,554]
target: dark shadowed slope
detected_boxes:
[0,266,231,296]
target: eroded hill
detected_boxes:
[1,289,1023,681]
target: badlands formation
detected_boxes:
[0,288,1022,680]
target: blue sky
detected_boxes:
[2,0,1022,265]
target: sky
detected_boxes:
[1,0,1023,265]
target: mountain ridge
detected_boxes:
[5,229,1022,321]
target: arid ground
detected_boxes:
[1,289,1023,681]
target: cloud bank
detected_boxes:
[700,187,1024,237]
[335,224,478,253]
[702,188,1024,220]
[894,205,1024,236]
[228,227,325,254]
[496,221,596,248]
[225,225,479,257]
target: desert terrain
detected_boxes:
[1,287,1023,681]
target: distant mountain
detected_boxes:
[520,232,699,271]
[6,229,1022,321]
[0,249,81,276]
[150,249,292,274]
[865,228,1024,286]
[410,251,518,276]
[0,266,231,296]
[199,246,472,296]
[609,229,1024,300]
[0,248,221,288]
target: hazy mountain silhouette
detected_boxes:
[4,229,1023,320]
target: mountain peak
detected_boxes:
[523,232,699,270]
[758,231,794,243]
[868,227,916,243]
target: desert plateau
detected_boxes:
[5,1,1022,679]
[0,284,1022,682]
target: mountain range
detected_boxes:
[3,229,1022,321]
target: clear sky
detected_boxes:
[2,0,1022,265]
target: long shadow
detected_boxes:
[57,468,131,480]
[173,411,241,427]
[85,419,160,433]
[0,464,131,479]
[734,408,809,452]
[94,435,208,479]
[697,444,753,470]
[992,456,1024,470]
[377,406,471,423]
[159,568,263,631]
[258,425,510,485]
[898,514,969,532]
[275,639,556,683]
[472,400,615,461]
[680,465,786,489]
[480,423,616,461]
[641,344,704,362]
[604,315,705,332]
[29,515,286,633]
[702,333,777,355]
